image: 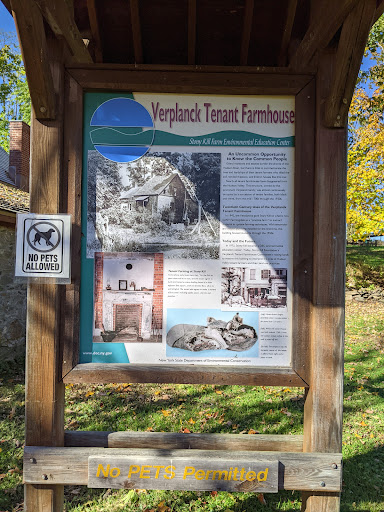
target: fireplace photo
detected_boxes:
[93,252,163,343]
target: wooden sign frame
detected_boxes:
[60,69,316,388]
[25,43,344,512]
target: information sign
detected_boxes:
[81,93,294,366]
[15,214,71,279]
[88,455,279,492]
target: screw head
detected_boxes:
[42,474,48,481]
[332,463,338,469]
[320,481,326,487]
[39,106,47,113]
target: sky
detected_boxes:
[0,3,15,33]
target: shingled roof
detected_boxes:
[120,173,177,200]
[0,181,29,214]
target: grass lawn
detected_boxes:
[346,245,384,289]
[1,303,383,511]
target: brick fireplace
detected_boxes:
[94,252,163,342]
[103,290,153,339]
[114,304,142,334]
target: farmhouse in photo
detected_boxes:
[222,267,287,308]
[120,172,199,226]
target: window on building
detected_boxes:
[261,269,271,279]
[250,269,256,279]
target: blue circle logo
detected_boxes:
[90,97,154,163]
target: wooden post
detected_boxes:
[301,51,346,512]
[24,36,65,512]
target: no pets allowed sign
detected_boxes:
[15,214,71,279]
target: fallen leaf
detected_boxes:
[161,409,171,417]
[257,493,267,505]
[188,418,195,424]
[182,428,191,433]
[211,491,218,497]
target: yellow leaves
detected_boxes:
[157,501,170,512]
[359,420,368,427]
[188,417,195,424]
[85,391,94,397]
[161,409,171,417]
[248,429,257,435]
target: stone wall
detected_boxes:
[0,224,27,361]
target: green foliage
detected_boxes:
[0,31,30,151]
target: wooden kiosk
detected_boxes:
[5,1,383,510]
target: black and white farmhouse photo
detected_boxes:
[87,151,221,259]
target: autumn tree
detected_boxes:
[347,16,384,240]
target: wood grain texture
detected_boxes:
[67,62,315,73]
[24,36,65,512]
[278,0,298,67]
[290,0,360,70]
[62,364,307,386]
[66,67,313,95]
[86,0,103,63]
[292,79,315,385]
[88,455,279,492]
[34,0,93,63]
[324,0,376,127]
[240,0,254,66]
[61,73,83,378]
[11,0,56,120]
[64,431,303,452]
[130,0,143,64]
[188,0,196,64]
[301,51,346,512]
[23,447,342,492]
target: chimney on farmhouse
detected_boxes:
[9,120,30,192]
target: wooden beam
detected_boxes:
[374,0,384,23]
[188,0,197,64]
[61,72,83,378]
[86,0,103,63]
[24,35,65,512]
[23,447,342,492]
[290,0,360,70]
[66,67,314,95]
[63,363,307,386]
[301,51,346,512]
[64,431,304,452]
[10,0,56,120]
[324,0,376,128]
[240,0,254,65]
[1,0,11,12]
[278,0,298,66]
[292,79,315,386]
[34,0,93,63]
[130,0,143,64]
